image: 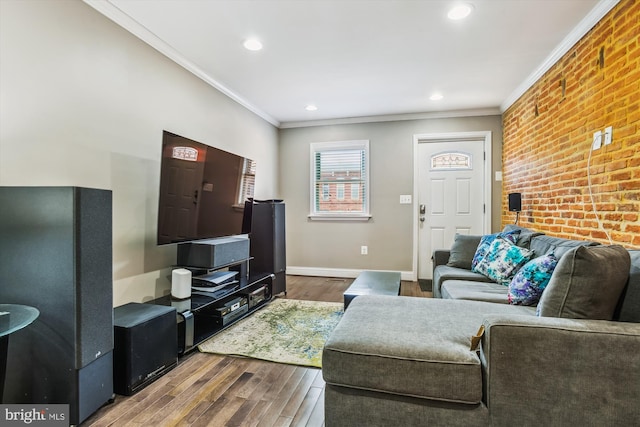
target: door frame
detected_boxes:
[411,131,492,281]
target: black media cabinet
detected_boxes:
[148,258,273,354]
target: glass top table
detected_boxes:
[0,304,40,337]
[1,304,39,402]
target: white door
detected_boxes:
[417,140,486,280]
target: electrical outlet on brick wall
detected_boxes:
[593,131,602,150]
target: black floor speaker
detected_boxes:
[113,303,178,395]
[250,201,287,295]
[0,186,114,425]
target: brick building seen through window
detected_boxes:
[318,169,363,212]
[311,140,369,217]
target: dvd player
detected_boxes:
[214,296,248,317]
[192,271,239,293]
[209,296,249,326]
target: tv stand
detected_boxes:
[147,257,273,354]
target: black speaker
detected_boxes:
[0,187,113,425]
[508,192,522,212]
[113,303,177,395]
[177,236,250,269]
[250,201,286,295]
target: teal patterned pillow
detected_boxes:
[508,254,558,305]
[473,237,533,286]
[471,230,520,270]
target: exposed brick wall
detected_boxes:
[502,0,640,249]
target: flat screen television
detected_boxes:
[157,130,256,245]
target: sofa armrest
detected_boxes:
[432,250,451,268]
[480,315,640,426]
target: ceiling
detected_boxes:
[86,0,616,127]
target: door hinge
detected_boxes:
[483,204,486,213]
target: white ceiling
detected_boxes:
[86,0,616,127]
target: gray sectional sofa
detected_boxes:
[322,226,640,426]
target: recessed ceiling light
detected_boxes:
[305,104,318,111]
[243,39,263,51]
[430,93,444,101]
[448,3,473,20]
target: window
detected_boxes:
[350,183,359,200]
[336,183,345,200]
[237,158,256,205]
[322,183,330,201]
[310,140,370,220]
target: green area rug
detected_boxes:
[198,298,344,368]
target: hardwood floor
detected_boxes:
[82,276,430,427]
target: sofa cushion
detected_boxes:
[441,280,512,304]
[508,254,558,306]
[529,235,599,259]
[613,250,640,322]
[471,230,520,270]
[432,265,493,298]
[473,237,533,286]
[502,224,545,249]
[447,234,482,270]
[322,296,534,404]
[537,245,631,320]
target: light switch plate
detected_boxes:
[399,195,412,204]
[604,126,613,145]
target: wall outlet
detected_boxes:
[604,126,613,145]
[593,131,602,150]
[360,245,368,255]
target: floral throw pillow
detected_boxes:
[471,230,521,271]
[473,236,533,286]
[508,254,558,305]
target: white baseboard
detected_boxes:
[286,266,415,282]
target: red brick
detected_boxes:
[502,0,640,249]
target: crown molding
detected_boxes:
[83,0,280,127]
[279,107,501,129]
[85,0,616,128]
[500,0,620,112]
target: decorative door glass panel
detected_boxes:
[430,152,472,170]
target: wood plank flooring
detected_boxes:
[81,276,430,427]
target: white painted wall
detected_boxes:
[279,115,503,278]
[0,0,279,306]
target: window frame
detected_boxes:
[309,140,371,221]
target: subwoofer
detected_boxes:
[113,303,177,396]
[0,187,114,425]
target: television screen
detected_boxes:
[157,131,256,245]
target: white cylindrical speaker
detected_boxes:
[171,268,192,300]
